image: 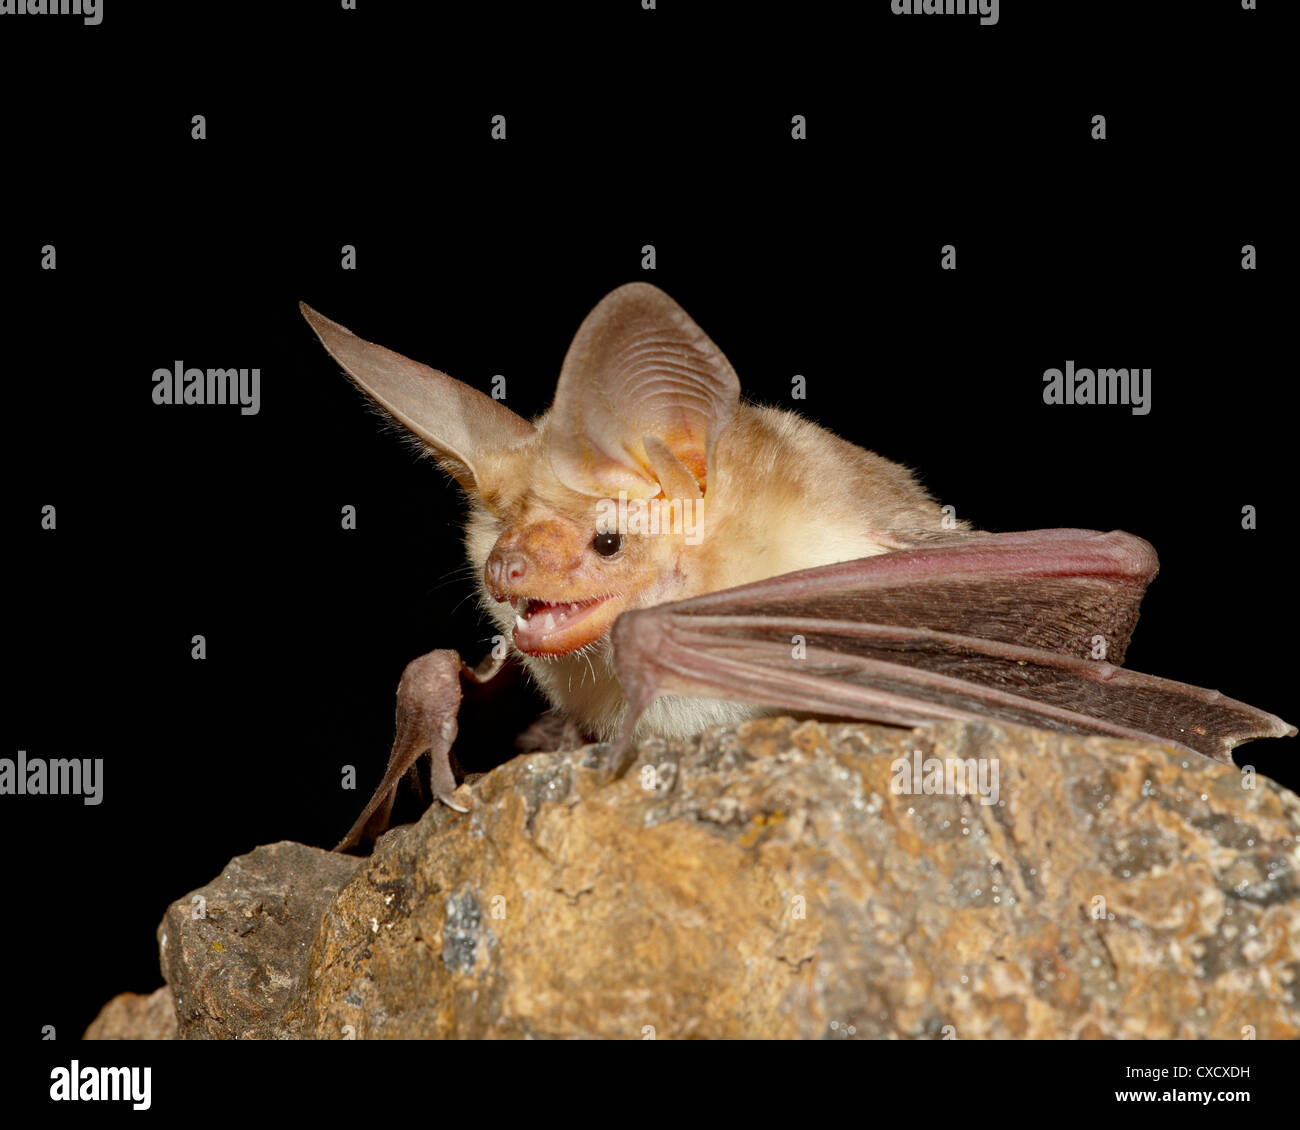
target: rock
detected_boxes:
[121,720,1300,1038]
[279,717,1300,1038]
[83,987,177,1040]
[157,841,362,1039]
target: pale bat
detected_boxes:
[299,285,1293,850]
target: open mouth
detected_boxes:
[511,593,624,656]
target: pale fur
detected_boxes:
[461,402,950,743]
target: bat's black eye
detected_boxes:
[592,531,623,558]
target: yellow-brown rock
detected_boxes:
[273,718,1300,1039]
[83,988,177,1041]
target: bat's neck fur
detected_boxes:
[466,403,949,743]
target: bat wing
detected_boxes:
[609,529,1295,763]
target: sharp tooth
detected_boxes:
[515,615,526,630]
[544,612,556,631]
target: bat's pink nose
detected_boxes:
[486,548,529,598]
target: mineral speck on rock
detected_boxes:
[442,890,485,974]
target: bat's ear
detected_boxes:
[547,283,740,499]
[300,303,536,495]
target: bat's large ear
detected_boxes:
[547,283,740,499]
[300,303,536,494]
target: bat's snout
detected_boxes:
[485,547,530,601]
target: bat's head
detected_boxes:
[300,284,740,667]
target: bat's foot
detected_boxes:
[334,649,496,852]
[606,720,640,781]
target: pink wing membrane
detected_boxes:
[611,530,1294,763]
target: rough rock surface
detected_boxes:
[109,719,1300,1038]
[287,717,1300,1038]
[157,841,362,1039]
[83,987,177,1040]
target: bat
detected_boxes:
[299,284,1293,851]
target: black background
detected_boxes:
[3,0,1293,1078]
